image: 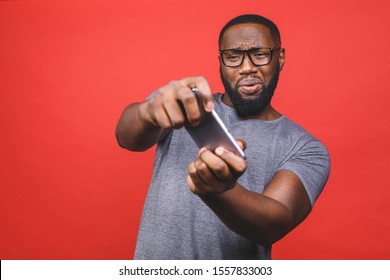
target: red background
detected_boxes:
[1,0,389,259]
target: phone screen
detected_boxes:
[183,92,246,159]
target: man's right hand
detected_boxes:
[143,76,215,130]
[116,76,214,151]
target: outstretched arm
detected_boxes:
[115,76,214,151]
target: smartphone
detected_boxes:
[182,90,246,159]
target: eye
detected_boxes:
[223,50,243,61]
[250,48,272,61]
[252,50,269,57]
[227,54,241,60]
[253,52,267,57]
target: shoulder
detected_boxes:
[277,117,328,153]
[275,117,330,205]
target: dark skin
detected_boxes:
[115,23,311,246]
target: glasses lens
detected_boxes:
[222,48,274,67]
[222,50,244,67]
[249,48,272,66]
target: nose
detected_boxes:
[239,53,258,74]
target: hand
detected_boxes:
[144,76,214,129]
[187,139,248,196]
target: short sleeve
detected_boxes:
[277,139,331,206]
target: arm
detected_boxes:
[201,170,311,246]
[115,77,214,151]
[115,101,169,151]
[187,144,311,246]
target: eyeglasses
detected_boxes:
[219,46,281,67]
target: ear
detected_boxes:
[278,48,286,71]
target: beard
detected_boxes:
[220,65,280,117]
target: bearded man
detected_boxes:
[116,14,330,260]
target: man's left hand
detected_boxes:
[187,140,248,195]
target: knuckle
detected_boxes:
[236,161,248,174]
[213,161,226,174]
[159,81,179,97]
[168,80,179,87]
[171,115,185,128]
[156,86,167,96]
[189,184,198,195]
[181,91,196,103]
[198,149,210,161]
[154,90,167,103]
[146,99,156,112]
[160,122,172,130]
[195,76,206,83]
[188,114,201,124]
[188,163,196,175]
[197,162,208,173]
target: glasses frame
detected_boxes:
[219,46,281,68]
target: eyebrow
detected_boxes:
[221,46,273,50]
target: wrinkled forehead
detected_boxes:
[220,23,274,50]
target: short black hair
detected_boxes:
[218,14,281,48]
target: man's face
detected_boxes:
[219,23,285,117]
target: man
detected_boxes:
[116,14,330,259]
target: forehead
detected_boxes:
[220,23,274,49]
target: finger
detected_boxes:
[177,86,202,126]
[162,99,186,129]
[160,80,201,127]
[150,85,186,129]
[198,149,232,182]
[215,147,248,178]
[187,162,208,195]
[236,138,247,151]
[194,158,215,185]
[187,162,197,193]
[187,175,199,195]
[182,76,214,112]
[194,158,229,194]
[152,105,173,129]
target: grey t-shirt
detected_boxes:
[134,93,330,260]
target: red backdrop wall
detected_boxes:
[1,0,389,259]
